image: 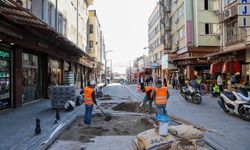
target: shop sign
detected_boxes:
[150,63,158,69]
[238,0,250,27]
[0,50,10,59]
[186,20,193,44]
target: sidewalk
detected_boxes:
[0,99,84,150]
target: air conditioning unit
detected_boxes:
[224,9,232,20]
[215,10,220,16]
[175,18,179,24]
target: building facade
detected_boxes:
[0,0,94,110]
[169,0,220,80]
[207,0,250,86]
[148,3,164,82]
[87,10,104,83]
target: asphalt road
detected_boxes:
[103,83,250,150]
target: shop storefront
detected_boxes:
[0,48,11,109]
[22,52,43,102]
[48,59,62,86]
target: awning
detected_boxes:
[0,0,93,60]
[171,56,205,61]
[206,48,245,58]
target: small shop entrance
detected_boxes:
[0,48,11,109]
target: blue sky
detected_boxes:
[93,0,158,73]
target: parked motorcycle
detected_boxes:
[181,85,202,104]
[218,88,250,121]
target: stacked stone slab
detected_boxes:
[50,85,76,109]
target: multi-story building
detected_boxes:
[0,0,94,110]
[148,2,164,81]
[207,0,250,85]
[87,10,104,82]
[169,0,220,79]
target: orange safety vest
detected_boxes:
[154,86,168,105]
[145,86,154,97]
[84,87,94,105]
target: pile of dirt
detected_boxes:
[99,102,118,109]
[112,102,156,113]
[58,115,154,143]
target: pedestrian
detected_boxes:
[172,75,175,89]
[141,82,154,113]
[152,80,170,116]
[178,74,185,93]
[82,80,97,125]
[163,77,167,87]
[217,74,223,92]
[140,76,145,91]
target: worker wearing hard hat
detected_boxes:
[82,80,97,125]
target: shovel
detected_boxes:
[96,105,112,121]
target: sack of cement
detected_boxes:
[159,122,169,136]
[137,129,176,150]
[132,139,141,150]
[168,125,204,139]
[170,139,208,150]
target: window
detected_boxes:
[58,13,63,34]
[224,0,236,6]
[178,5,184,17]
[26,0,32,10]
[48,2,53,26]
[204,0,209,10]
[89,24,94,33]
[89,41,94,48]
[205,23,209,34]
[179,28,184,39]
[205,23,219,34]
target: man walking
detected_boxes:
[152,80,170,116]
[217,74,223,92]
[83,80,97,125]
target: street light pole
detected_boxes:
[104,50,113,85]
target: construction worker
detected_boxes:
[151,80,170,116]
[82,80,97,125]
[141,82,154,113]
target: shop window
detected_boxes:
[48,59,62,86]
[0,49,11,109]
[22,53,42,102]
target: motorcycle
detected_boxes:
[218,88,250,121]
[181,85,202,104]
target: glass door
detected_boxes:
[0,59,10,109]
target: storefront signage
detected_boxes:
[0,50,10,59]
[162,55,176,70]
[186,20,193,44]
[238,0,250,27]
